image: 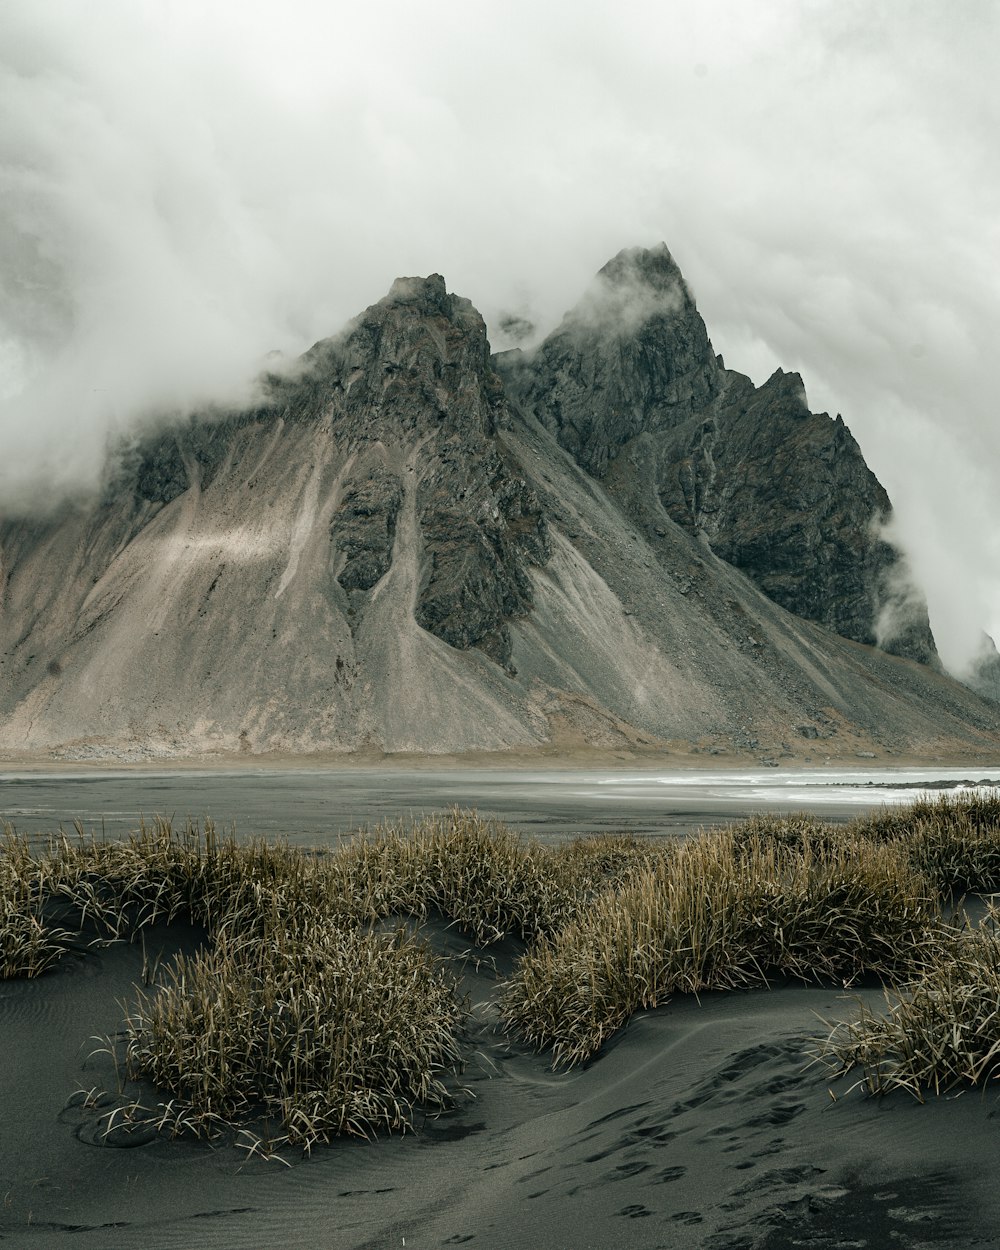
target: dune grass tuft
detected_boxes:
[847,789,1000,843]
[820,906,1000,1100]
[0,818,476,1149]
[814,791,1000,1105]
[0,812,665,1149]
[329,815,666,943]
[120,924,464,1150]
[501,829,942,1067]
[0,826,72,978]
[847,790,1000,892]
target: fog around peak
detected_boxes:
[1,0,997,673]
[557,248,690,339]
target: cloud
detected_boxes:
[556,246,689,340]
[1,0,998,673]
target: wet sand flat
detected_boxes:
[3,764,999,844]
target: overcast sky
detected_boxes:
[1,1,997,675]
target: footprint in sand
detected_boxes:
[617,1204,653,1218]
[671,1210,704,1225]
[654,1165,687,1184]
[743,1101,805,1128]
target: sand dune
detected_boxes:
[3,916,998,1249]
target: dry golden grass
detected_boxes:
[120,924,463,1150]
[328,816,666,942]
[848,789,1000,843]
[5,793,1000,1144]
[0,817,474,1150]
[0,826,71,978]
[820,905,1000,1100]
[781,792,1000,1105]
[734,794,1000,894]
[500,828,942,1067]
[848,790,1000,891]
[0,812,664,1149]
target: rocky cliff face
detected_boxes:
[498,245,937,665]
[314,274,550,667]
[129,275,549,670]
[1,257,996,761]
[498,247,721,477]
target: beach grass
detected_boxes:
[119,923,464,1150]
[847,789,1000,891]
[820,905,1000,1100]
[499,826,943,1066]
[4,792,1000,1149]
[1,827,73,977]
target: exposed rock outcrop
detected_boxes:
[498,244,937,665]
[120,274,550,666]
[498,247,720,477]
[323,274,549,666]
[333,461,404,593]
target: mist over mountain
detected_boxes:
[3,2,998,682]
[1,249,997,762]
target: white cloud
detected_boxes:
[1,0,998,672]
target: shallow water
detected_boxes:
[1,765,997,845]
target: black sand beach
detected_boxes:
[3,916,1000,1249]
[4,769,1000,1249]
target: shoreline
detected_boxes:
[3,743,1000,776]
[5,756,1000,847]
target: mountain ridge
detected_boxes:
[497,245,937,666]
[1,248,997,763]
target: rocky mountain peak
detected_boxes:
[299,275,549,668]
[761,368,809,405]
[355,275,496,424]
[384,272,450,309]
[596,242,687,294]
[561,243,703,344]
[376,272,490,346]
[498,248,938,666]
[499,246,720,479]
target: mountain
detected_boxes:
[497,246,937,665]
[1,250,997,762]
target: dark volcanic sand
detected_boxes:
[3,919,1000,1250]
[5,770,1000,1248]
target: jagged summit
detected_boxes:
[595,242,688,292]
[0,256,996,761]
[385,272,449,305]
[501,247,719,478]
[287,271,548,666]
[497,249,937,665]
[762,367,809,406]
[379,273,484,334]
[562,244,706,343]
